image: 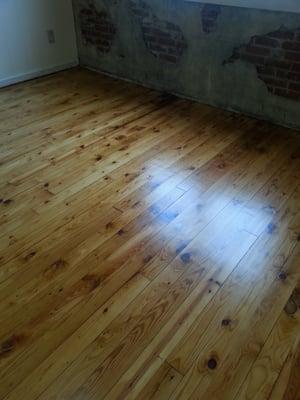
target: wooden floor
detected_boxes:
[0,68,300,400]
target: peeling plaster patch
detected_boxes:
[201,4,221,34]
[129,0,187,64]
[225,26,300,100]
[79,1,116,53]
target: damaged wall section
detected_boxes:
[129,0,187,64]
[79,1,116,53]
[226,26,300,99]
[73,0,300,129]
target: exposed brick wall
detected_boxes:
[79,2,116,53]
[225,26,300,100]
[201,4,221,34]
[129,0,151,19]
[129,0,187,64]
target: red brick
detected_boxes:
[148,43,165,52]
[285,51,300,62]
[80,3,116,54]
[159,54,177,63]
[277,70,300,81]
[143,34,157,43]
[286,90,300,98]
[143,27,170,38]
[255,36,279,48]
[81,9,93,16]
[273,88,289,97]
[292,63,300,72]
[201,4,221,34]
[241,53,266,66]
[202,4,220,18]
[166,22,181,32]
[225,26,300,101]
[257,66,276,76]
[156,37,176,47]
[136,4,187,64]
[282,41,300,51]
[273,88,300,99]
[266,59,291,70]
[245,45,270,56]
[128,0,150,19]
[261,76,288,88]
[269,30,295,40]
[289,81,300,92]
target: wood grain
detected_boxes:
[0,67,299,400]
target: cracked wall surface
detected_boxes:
[201,4,221,33]
[79,1,116,53]
[226,26,300,99]
[73,0,300,129]
[129,0,187,64]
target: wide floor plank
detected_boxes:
[0,67,299,400]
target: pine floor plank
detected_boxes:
[268,325,300,400]
[0,68,299,400]
[168,189,300,399]
[234,284,300,400]
[108,358,183,400]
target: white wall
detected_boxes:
[0,0,78,87]
[188,0,300,13]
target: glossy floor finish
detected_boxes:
[0,68,300,400]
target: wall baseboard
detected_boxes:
[83,65,300,131]
[0,60,79,88]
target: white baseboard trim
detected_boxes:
[0,60,79,88]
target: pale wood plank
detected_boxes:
[235,285,300,400]
[0,68,299,400]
